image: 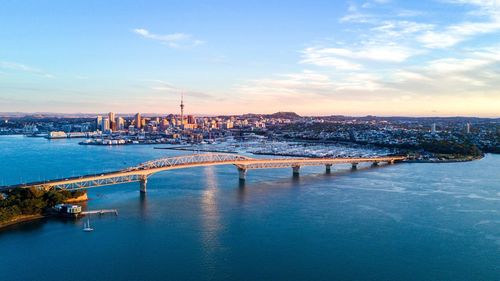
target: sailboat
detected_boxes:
[82,217,94,232]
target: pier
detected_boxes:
[81,209,118,216]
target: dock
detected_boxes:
[81,209,118,216]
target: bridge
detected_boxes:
[0,153,406,193]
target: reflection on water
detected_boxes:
[237,181,247,204]
[0,136,499,281]
[200,166,221,277]
[139,192,148,218]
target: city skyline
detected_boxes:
[1,0,500,117]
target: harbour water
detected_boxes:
[0,135,499,281]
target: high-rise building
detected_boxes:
[135,113,141,129]
[109,112,116,131]
[117,117,125,130]
[466,123,471,134]
[96,115,102,131]
[431,123,437,133]
[101,118,110,131]
[187,115,196,124]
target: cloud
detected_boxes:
[418,21,500,48]
[301,45,414,65]
[0,61,53,78]
[417,0,500,48]
[132,28,204,48]
[143,79,213,98]
[236,70,336,99]
[300,48,363,69]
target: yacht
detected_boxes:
[82,218,94,232]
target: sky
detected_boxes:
[1,0,499,117]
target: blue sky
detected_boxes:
[1,0,499,116]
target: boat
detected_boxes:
[82,218,94,232]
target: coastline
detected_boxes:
[405,154,484,163]
[0,214,45,230]
[0,192,88,231]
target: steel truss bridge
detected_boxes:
[0,153,406,193]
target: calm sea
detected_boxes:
[0,135,499,281]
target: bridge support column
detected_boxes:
[238,167,247,181]
[351,163,358,170]
[325,164,332,173]
[372,161,379,167]
[139,175,148,193]
[388,160,395,165]
[292,166,300,176]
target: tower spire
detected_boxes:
[180,91,185,127]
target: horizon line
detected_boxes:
[0,111,499,119]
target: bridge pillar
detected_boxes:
[139,175,148,193]
[238,167,247,181]
[351,163,358,170]
[388,160,395,165]
[372,161,379,167]
[292,166,300,176]
[325,164,332,173]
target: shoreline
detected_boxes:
[0,214,45,230]
[405,155,484,163]
[0,193,88,231]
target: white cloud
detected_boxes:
[417,0,500,48]
[142,79,212,98]
[236,70,336,99]
[299,44,415,71]
[426,57,490,73]
[132,28,204,48]
[300,48,363,69]
[418,21,500,48]
[0,61,53,78]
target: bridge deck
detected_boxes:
[0,154,405,191]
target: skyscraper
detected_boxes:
[135,113,141,129]
[96,115,102,131]
[101,118,110,131]
[109,112,116,131]
[117,117,125,131]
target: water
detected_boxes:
[0,135,499,281]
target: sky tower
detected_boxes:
[180,91,185,126]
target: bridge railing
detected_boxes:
[135,153,254,170]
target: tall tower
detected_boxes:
[135,113,141,129]
[180,91,185,126]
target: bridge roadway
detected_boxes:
[0,153,406,193]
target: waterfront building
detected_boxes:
[47,131,68,139]
[54,204,82,215]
